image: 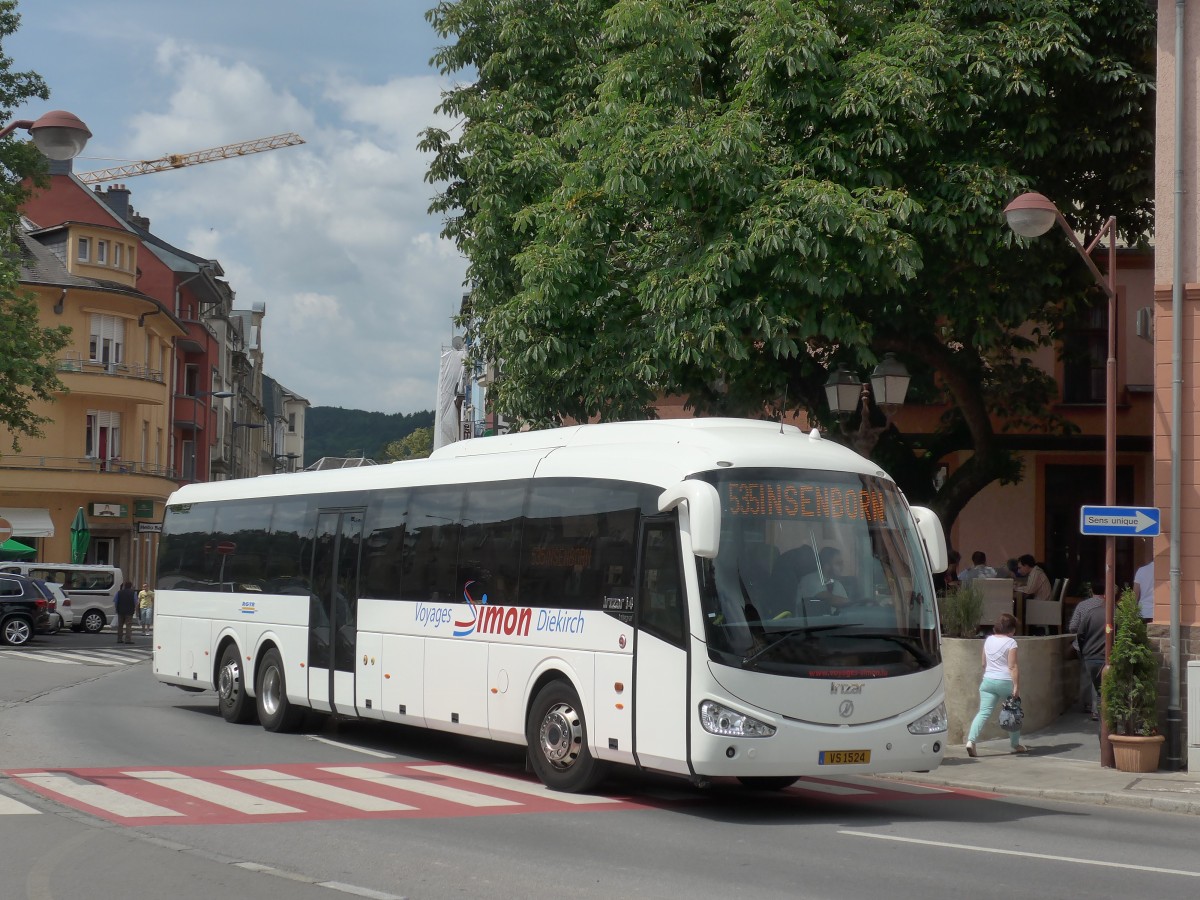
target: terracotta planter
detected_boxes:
[1109,733,1165,773]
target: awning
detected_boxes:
[0,507,55,538]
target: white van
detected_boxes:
[0,563,123,633]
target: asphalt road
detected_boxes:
[2,633,1199,900]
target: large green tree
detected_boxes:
[0,0,69,453]
[422,0,1155,528]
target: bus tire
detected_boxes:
[526,680,606,793]
[256,648,304,733]
[737,776,799,791]
[216,644,257,724]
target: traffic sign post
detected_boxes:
[1079,505,1161,537]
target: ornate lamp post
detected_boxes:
[1004,191,1118,767]
[824,353,912,455]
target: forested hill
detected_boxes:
[304,407,434,466]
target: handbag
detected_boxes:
[999,695,1024,732]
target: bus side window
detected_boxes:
[637,521,686,647]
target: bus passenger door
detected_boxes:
[632,517,690,775]
[308,509,364,715]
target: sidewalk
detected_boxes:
[886,710,1200,815]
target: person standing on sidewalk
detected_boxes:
[966,613,1026,757]
[114,581,137,643]
[137,582,155,635]
[1069,590,1106,722]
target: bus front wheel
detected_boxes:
[526,681,605,793]
[217,644,257,724]
[256,648,305,733]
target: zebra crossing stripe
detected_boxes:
[17,772,182,818]
[322,766,522,808]
[0,650,84,665]
[410,764,620,804]
[0,793,40,815]
[224,769,416,812]
[128,771,302,815]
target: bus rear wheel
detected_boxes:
[737,776,799,791]
[217,644,257,724]
[526,681,605,793]
[256,648,305,733]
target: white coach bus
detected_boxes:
[153,418,949,792]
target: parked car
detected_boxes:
[33,579,66,634]
[0,573,51,646]
[0,563,122,634]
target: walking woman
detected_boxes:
[966,613,1027,756]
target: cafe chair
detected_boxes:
[1025,578,1067,635]
[976,577,1015,631]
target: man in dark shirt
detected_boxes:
[1069,592,1106,721]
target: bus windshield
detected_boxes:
[693,468,940,678]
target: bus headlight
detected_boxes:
[699,700,776,738]
[907,702,948,735]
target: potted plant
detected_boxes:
[1101,587,1163,772]
[938,582,984,638]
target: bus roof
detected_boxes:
[165,418,885,506]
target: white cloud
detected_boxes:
[114,40,468,413]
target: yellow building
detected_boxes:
[0,222,186,584]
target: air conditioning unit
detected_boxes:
[1189,660,1200,771]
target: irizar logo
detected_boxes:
[453,580,531,638]
[830,682,864,695]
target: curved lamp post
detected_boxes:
[0,110,92,160]
[824,353,911,455]
[1004,191,1118,768]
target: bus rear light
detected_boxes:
[699,700,776,738]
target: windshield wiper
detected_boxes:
[741,623,862,667]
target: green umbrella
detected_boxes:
[0,537,36,560]
[70,507,90,564]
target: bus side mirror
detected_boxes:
[910,506,947,573]
[658,481,721,558]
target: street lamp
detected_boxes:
[231,421,266,479]
[1004,191,1118,767]
[273,452,300,473]
[0,110,92,160]
[824,353,912,455]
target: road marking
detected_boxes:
[128,770,301,815]
[794,780,873,796]
[225,769,415,811]
[17,772,182,818]
[0,647,151,666]
[306,735,396,758]
[0,793,41,814]
[840,830,1200,878]
[0,650,84,665]
[412,764,619,804]
[849,777,952,794]
[323,766,521,807]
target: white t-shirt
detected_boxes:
[983,634,1017,682]
[1133,562,1154,619]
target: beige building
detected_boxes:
[1,222,187,584]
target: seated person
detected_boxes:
[958,551,999,585]
[800,546,851,605]
[767,546,834,618]
[1014,554,1052,603]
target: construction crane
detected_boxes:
[76,132,305,185]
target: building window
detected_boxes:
[96,240,108,264]
[88,314,125,369]
[113,243,123,269]
[77,237,90,261]
[85,410,122,466]
[183,365,199,397]
[1062,303,1109,404]
[287,412,296,433]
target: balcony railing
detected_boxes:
[57,355,165,384]
[0,455,177,479]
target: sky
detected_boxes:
[8,0,469,414]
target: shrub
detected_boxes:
[938,582,983,638]
[1101,588,1159,736]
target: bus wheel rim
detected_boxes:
[261,666,281,717]
[539,701,582,770]
[218,658,240,703]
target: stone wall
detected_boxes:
[1148,623,1196,769]
[942,635,1079,744]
